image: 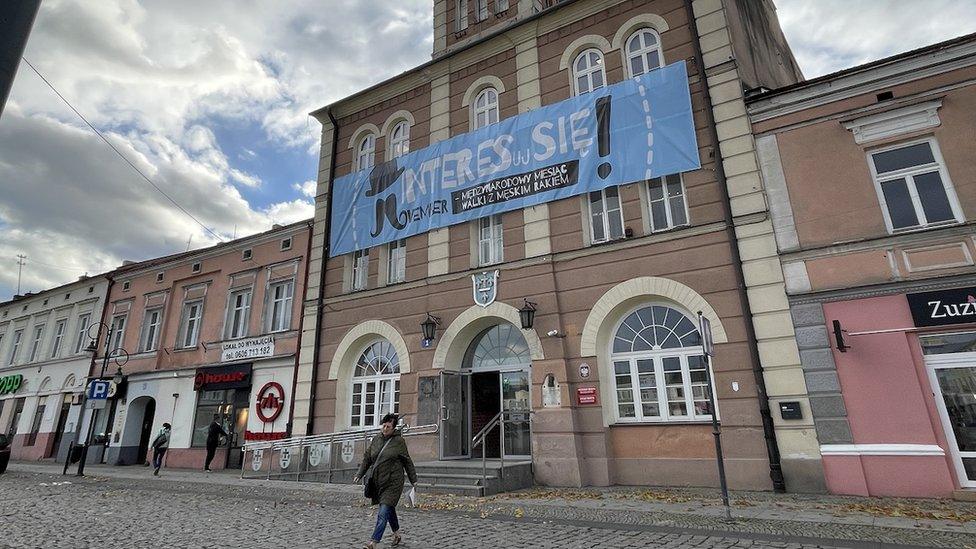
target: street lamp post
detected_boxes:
[75,321,127,477]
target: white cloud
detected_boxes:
[776,0,976,78]
[293,180,317,198]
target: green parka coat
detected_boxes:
[356,431,418,507]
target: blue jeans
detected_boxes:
[152,448,166,470]
[371,504,399,542]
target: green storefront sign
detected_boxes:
[0,374,24,395]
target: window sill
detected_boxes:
[610,419,715,427]
[173,346,199,353]
[889,219,964,235]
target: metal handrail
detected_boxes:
[471,411,505,492]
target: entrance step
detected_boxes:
[414,460,532,497]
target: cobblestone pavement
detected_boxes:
[3,464,974,549]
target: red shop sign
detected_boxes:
[577,387,598,405]
[256,381,285,423]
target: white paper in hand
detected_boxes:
[407,486,418,507]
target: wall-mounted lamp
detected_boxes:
[421,313,441,345]
[519,299,537,330]
[832,319,849,353]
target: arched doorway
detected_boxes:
[137,399,156,465]
[441,322,532,460]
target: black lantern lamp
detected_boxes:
[519,299,537,330]
[85,338,99,355]
[421,313,441,344]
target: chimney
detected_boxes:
[122,260,135,266]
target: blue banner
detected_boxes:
[329,61,700,256]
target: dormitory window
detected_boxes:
[28,325,44,362]
[390,122,410,159]
[50,319,67,358]
[74,314,91,354]
[478,215,504,266]
[109,315,126,352]
[357,134,375,172]
[140,308,163,352]
[588,187,624,244]
[648,174,689,232]
[225,288,252,340]
[475,0,488,21]
[352,249,369,291]
[387,239,407,284]
[495,0,510,13]
[472,87,499,129]
[573,48,606,95]
[7,330,23,365]
[455,0,468,31]
[179,301,203,348]
[268,280,294,332]
[626,28,664,78]
[869,138,962,232]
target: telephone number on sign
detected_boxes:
[225,346,273,359]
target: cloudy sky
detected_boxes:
[2,0,975,300]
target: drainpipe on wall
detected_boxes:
[285,221,315,437]
[683,0,786,492]
[304,108,340,437]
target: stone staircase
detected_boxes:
[414,460,533,497]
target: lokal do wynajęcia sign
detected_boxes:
[194,363,252,391]
[907,286,976,327]
[329,61,700,256]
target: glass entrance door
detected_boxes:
[501,370,531,459]
[931,364,976,487]
[923,331,976,488]
[439,371,470,459]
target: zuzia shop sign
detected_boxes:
[907,287,976,327]
[0,374,23,395]
[329,61,700,256]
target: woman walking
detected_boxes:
[353,413,417,548]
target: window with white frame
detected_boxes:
[268,279,294,332]
[8,329,23,365]
[74,314,91,354]
[109,315,126,352]
[868,138,962,232]
[455,0,468,31]
[588,186,624,243]
[495,0,510,13]
[478,215,504,265]
[50,319,67,359]
[647,174,688,232]
[472,87,499,129]
[179,301,203,348]
[625,28,663,78]
[140,308,163,352]
[390,121,410,159]
[351,340,400,428]
[475,0,488,20]
[610,305,713,422]
[352,249,369,291]
[573,48,606,95]
[225,288,252,340]
[28,324,45,362]
[356,134,375,172]
[387,239,407,284]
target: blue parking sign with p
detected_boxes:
[87,380,111,400]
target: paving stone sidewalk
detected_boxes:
[7,462,976,548]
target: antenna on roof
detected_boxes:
[185,234,192,252]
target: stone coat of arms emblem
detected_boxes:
[472,270,499,307]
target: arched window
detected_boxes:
[390,121,410,159]
[351,339,400,427]
[472,87,499,129]
[610,305,713,422]
[625,28,663,78]
[464,323,530,371]
[356,134,375,172]
[573,48,606,95]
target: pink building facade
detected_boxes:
[78,221,312,471]
[749,35,976,498]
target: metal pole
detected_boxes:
[77,325,112,476]
[705,353,731,520]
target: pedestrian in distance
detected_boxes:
[150,423,171,476]
[353,413,417,549]
[204,414,228,472]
